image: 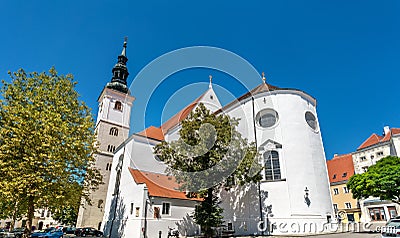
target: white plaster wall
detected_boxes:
[222,90,333,235]
[127,136,167,174]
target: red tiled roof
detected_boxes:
[357,128,400,150]
[128,168,202,201]
[138,126,165,141]
[326,154,354,183]
[160,93,205,134]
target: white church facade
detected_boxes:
[80,40,335,237]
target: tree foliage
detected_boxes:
[347,156,400,204]
[0,68,102,234]
[154,103,261,237]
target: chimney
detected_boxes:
[384,126,390,136]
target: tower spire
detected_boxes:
[106,37,130,94]
[209,75,213,89]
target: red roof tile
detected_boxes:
[357,128,400,150]
[160,92,207,134]
[138,126,165,141]
[326,154,354,183]
[128,168,202,201]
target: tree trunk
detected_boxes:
[24,196,34,238]
[9,202,18,232]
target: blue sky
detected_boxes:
[1,0,399,160]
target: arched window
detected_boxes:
[114,101,122,111]
[107,145,115,153]
[264,150,281,181]
[98,200,103,208]
[109,127,119,136]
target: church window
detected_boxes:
[130,203,134,215]
[256,109,279,128]
[109,127,119,136]
[162,202,171,215]
[333,188,339,195]
[210,95,213,100]
[377,151,384,157]
[98,200,103,208]
[264,150,281,181]
[305,111,317,130]
[107,145,116,153]
[114,101,123,111]
[360,156,366,161]
[343,187,349,193]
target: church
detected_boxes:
[77,40,334,237]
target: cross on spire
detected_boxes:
[262,72,266,84]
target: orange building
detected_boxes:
[326,154,361,223]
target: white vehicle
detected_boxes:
[382,217,400,238]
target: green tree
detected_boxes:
[347,156,400,204]
[154,103,262,237]
[0,68,102,235]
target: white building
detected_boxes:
[352,126,400,224]
[95,43,334,237]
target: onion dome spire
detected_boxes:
[106,37,130,94]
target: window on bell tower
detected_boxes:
[114,101,123,111]
[109,127,118,136]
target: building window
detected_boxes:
[114,101,123,111]
[264,150,281,181]
[369,207,386,221]
[371,155,374,160]
[162,202,171,215]
[109,127,119,136]
[130,203,134,215]
[47,210,51,217]
[333,188,339,195]
[256,109,279,128]
[388,207,398,219]
[377,151,384,157]
[305,111,318,130]
[333,204,338,211]
[135,207,140,217]
[107,145,116,153]
[362,166,368,172]
[343,187,349,193]
[210,95,213,100]
[360,156,366,161]
[98,200,103,209]
[345,202,352,209]
[332,174,336,179]
[41,210,45,218]
[106,163,111,171]
[154,207,160,219]
[342,172,347,177]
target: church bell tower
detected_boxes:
[76,38,135,229]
